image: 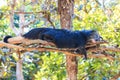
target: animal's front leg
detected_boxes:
[75,46,87,59]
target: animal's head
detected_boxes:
[81,30,103,43]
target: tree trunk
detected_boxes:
[16,0,25,80]
[58,0,74,30]
[58,0,77,80]
[16,59,24,80]
[10,0,24,80]
[9,0,19,36]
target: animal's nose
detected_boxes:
[90,39,96,43]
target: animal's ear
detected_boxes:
[90,30,97,36]
[42,34,54,42]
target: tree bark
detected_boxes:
[9,0,19,35]
[16,59,24,80]
[9,0,25,79]
[58,0,77,80]
[19,0,25,35]
[58,0,74,30]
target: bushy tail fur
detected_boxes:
[3,36,12,43]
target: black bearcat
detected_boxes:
[4,28,102,59]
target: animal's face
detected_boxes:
[82,30,103,43]
[88,30,103,43]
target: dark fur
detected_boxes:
[4,35,12,43]
[4,28,102,59]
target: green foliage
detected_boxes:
[0,0,120,80]
[34,52,66,80]
[73,8,108,30]
[77,59,120,80]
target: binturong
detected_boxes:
[3,28,103,59]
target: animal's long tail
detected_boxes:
[3,36,25,44]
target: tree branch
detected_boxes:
[0,41,115,61]
[14,11,45,14]
[5,36,55,46]
[15,11,55,28]
[22,19,36,28]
